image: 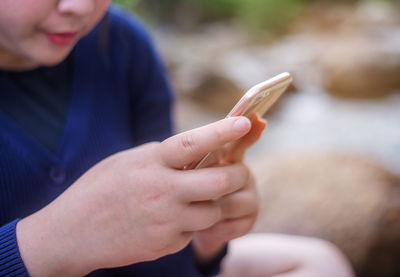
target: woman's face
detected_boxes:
[0,0,110,69]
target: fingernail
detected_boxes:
[233,117,251,132]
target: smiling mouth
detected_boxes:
[44,32,78,46]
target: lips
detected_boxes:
[44,31,78,46]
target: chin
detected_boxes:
[40,59,65,67]
[27,44,73,67]
[37,52,71,67]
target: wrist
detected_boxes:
[16,208,92,277]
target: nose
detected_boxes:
[57,0,94,16]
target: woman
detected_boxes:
[0,0,264,276]
[0,1,355,276]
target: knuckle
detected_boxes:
[196,202,221,230]
[223,198,236,216]
[214,172,231,194]
[237,165,252,190]
[180,133,198,154]
[204,204,222,228]
[215,125,226,143]
[146,141,161,148]
[241,164,251,182]
[212,204,222,222]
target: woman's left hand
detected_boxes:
[192,114,267,263]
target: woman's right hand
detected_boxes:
[16,116,252,277]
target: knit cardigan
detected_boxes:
[0,7,222,277]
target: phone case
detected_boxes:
[189,72,293,170]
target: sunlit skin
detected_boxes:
[0,0,110,69]
[17,116,266,276]
[218,234,356,277]
[0,0,268,275]
[192,113,266,261]
[0,2,355,277]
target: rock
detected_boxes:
[294,2,400,98]
[250,154,400,276]
[154,23,300,114]
[185,73,243,114]
[317,29,400,99]
[154,2,400,103]
[175,72,298,115]
[151,5,400,275]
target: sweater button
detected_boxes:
[49,165,66,185]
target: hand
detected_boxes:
[192,114,267,263]
[218,234,355,277]
[16,116,253,277]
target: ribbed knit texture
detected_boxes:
[0,219,27,276]
[0,6,224,277]
[0,55,72,153]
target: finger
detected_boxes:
[160,117,251,169]
[223,113,267,163]
[176,163,250,202]
[197,214,257,242]
[180,201,221,231]
[217,182,258,220]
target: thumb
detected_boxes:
[160,117,251,169]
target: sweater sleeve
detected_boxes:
[0,219,28,277]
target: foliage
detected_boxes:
[202,0,306,31]
[112,0,398,32]
[112,0,140,10]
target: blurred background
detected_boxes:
[115,0,400,276]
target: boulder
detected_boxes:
[295,2,400,98]
[154,24,299,114]
[317,30,400,99]
[251,154,400,276]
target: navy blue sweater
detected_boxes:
[0,7,223,277]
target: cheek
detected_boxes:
[0,1,50,43]
[85,0,110,34]
[0,0,50,28]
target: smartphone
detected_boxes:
[188,72,293,169]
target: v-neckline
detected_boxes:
[0,48,82,164]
